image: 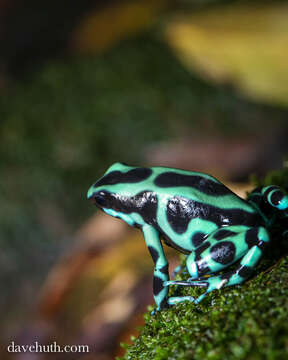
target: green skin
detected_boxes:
[87,163,288,312]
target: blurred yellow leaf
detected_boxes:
[166,3,288,106]
[72,0,167,53]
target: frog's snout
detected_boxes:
[87,189,99,206]
[87,189,109,209]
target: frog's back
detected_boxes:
[150,166,260,232]
[150,167,250,208]
[151,166,233,197]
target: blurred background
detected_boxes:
[1,0,288,359]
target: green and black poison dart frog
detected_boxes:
[87,163,288,312]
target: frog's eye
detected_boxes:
[93,191,110,208]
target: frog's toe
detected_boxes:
[168,296,195,306]
[193,277,229,303]
[164,279,209,287]
[150,307,161,316]
[164,280,185,286]
[164,280,200,287]
[194,293,208,304]
[186,279,209,287]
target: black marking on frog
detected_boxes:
[220,270,234,281]
[166,197,193,234]
[95,168,152,187]
[153,276,164,295]
[210,241,236,265]
[245,228,260,248]
[154,172,232,196]
[160,264,169,274]
[195,241,211,261]
[148,246,159,263]
[238,265,254,278]
[166,197,260,235]
[214,229,237,240]
[197,259,211,275]
[134,191,158,225]
[191,232,206,247]
[106,190,158,226]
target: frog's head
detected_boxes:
[87,162,130,211]
[87,162,152,214]
[88,162,155,227]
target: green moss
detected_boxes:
[119,260,288,360]
[118,169,288,360]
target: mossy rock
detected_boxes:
[118,169,288,360]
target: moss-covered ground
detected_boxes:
[118,169,288,360]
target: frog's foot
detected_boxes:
[165,272,214,286]
[187,275,228,304]
[164,279,208,287]
[165,276,227,304]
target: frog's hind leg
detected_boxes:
[166,226,270,306]
[249,185,288,237]
[166,227,243,287]
[249,185,288,216]
[261,186,288,211]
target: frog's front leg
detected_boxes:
[143,225,169,311]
